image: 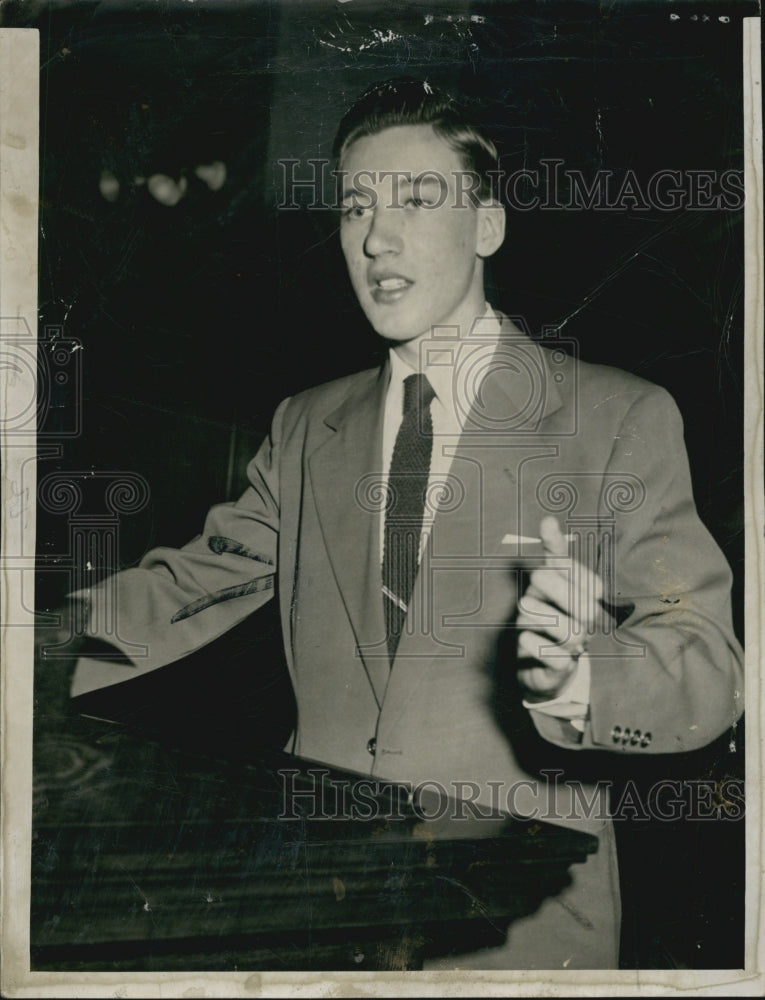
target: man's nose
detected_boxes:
[363,205,403,257]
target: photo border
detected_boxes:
[1,10,762,997]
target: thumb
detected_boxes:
[539,515,569,558]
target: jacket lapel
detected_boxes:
[309,363,390,708]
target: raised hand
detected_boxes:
[515,515,602,701]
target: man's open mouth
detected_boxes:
[376,277,410,291]
[370,274,413,302]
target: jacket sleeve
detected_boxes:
[70,398,289,698]
[532,385,744,754]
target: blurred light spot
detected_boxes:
[134,176,146,186]
[194,161,226,191]
[99,170,120,202]
[148,174,188,206]
[332,877,346,901]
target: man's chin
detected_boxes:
[365,315,427,344]
[377,329,424,345]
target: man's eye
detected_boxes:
[405,196,433,209]
[342,204,370,219]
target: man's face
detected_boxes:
[338,124,504,350]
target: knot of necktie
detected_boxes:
[402,372,436,417]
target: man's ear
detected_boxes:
[476,202,506,259]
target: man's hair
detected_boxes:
[333,77,499,203]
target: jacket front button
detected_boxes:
[367,738,376,756]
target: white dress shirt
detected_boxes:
[379,306,590,731]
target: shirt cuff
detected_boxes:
[522,654,591,733]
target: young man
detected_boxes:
[66,79,743,968]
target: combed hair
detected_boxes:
[333,77,499,203]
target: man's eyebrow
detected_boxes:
[413,174,445,186]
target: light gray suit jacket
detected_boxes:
[71,321,743,965]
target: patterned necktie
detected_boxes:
[382,373,435,662]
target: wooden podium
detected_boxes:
[31,727,597,971]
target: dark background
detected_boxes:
[5,0,752,971]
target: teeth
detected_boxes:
[378,277,409,290]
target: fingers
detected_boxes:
[516,630,578,696]
[516,593,588,657]
[515,517,602,700]
[539,515,569,558]
[523,564,602,629]
[516,596,581,698]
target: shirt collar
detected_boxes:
[387,305,503,413]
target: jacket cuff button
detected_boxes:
[640,732,652,747]
[611,725,622,743]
